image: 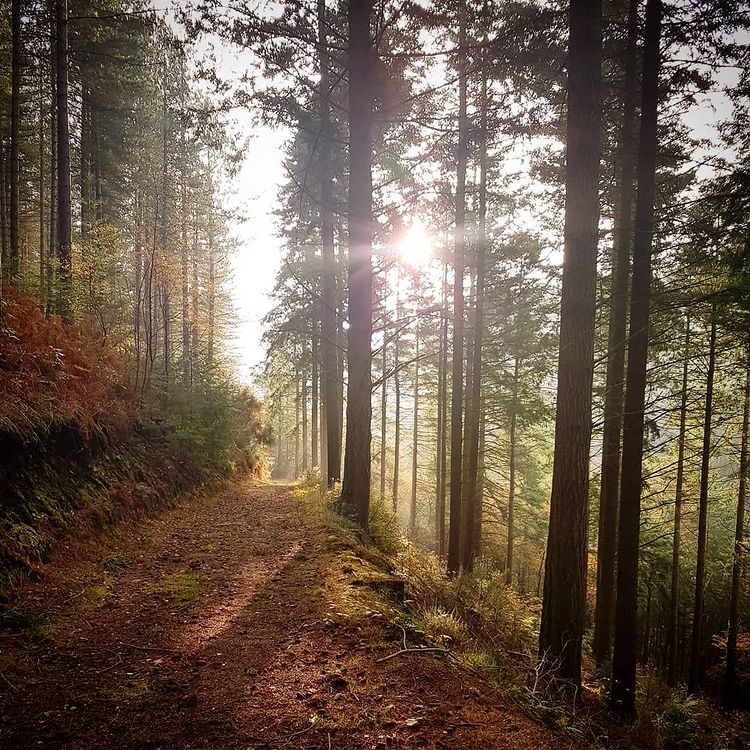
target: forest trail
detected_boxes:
[0,481,573,750]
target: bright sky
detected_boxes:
[225,124,287,383]
[165,0,743,387]
[160,0,290,385]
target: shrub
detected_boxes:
[0,288,134,440]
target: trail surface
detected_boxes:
[0,480,572,749]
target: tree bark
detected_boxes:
[539,0,603,686]
[475,398,486,557]
[506,357,520,586]
[410,335,419,535]
[55,0,73,320]
[39,63,46,299]
[1,143,7,268]
[592,0,639,668]
[380,311,388,503]
[610,0,662,718]
[318,0,342,486]
[393,272,401,512]
[312,329,319,468]
[447,0,468,574]
[180,64,191,385]
[10,0,21,280]
[460,59,488,572]
[295,370,301,475]
[723,350,750,707]
[436,263,449,556]
[688,301,717,695]
[667,314,690,686]
[49,8,57,307]
[302,361,309,472]
[341,0,374,529]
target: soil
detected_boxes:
[0,480,576,749]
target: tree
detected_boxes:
[318,0,343,486]
[666,314,690,686]
[538,0,603,687]
[341,0,374,529]
[592,0,639,669]
[610,0,662,718]
[723,350,750,706]
[688,300,718,695]
[447,0,469,574]
[55,0,72,319]
[9,0,20,280]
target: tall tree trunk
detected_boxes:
[593,0,639,668]
[312,329,319,468]
[80,84,92,239]
[642,578,653,663]
[207,212,215,368]
[1,143,7,269]
[302,361,309,472]
[506,357,520,586]
[336,243,345,470]
[393,272,401,511]
[133,191,143,390]
[447,0,469,574]
[320,393,329,487]
[38,64,46,299]
[461,65,488,571]
[667,314,690,685]
[55,0,73,320]
[436,263,449,556]
[610,0,662,718]
[723,350,750,707]
[475,393,486,556]
[539,0,603,686]
[318,0,342,486]
[380,313,388,503]
[341,0,374,529]
[688,302,717,695]
[49,13,57,308]
[295,371,301,476]
[180,71,191,385]
[410,335,419,535]
[10,0,21,280]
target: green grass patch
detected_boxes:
[147,570,202,606]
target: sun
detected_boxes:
[398,220,433,268]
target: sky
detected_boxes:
[168,1,744,387]
[225,123,288,384]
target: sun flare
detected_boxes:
[398,221,434,268]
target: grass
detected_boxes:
[0,605,60,642]
[146,570,202,606]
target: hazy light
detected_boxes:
[398,220,433,268]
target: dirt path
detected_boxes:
[0,480,574,749]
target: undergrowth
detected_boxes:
[293,475,750,750]
[0,287,270,594]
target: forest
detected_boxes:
[2,0,750,748]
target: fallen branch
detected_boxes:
[0,672,19,693]
[376,647,451,663]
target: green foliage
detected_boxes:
[631,676,750,750]
[164,376,270,476]
[367,499,405,557]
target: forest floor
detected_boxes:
[0,479,576,750]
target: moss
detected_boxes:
[103,553,130,575]
[77,583,110,611]
[104,678,155,707]
[147,570,202,606]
